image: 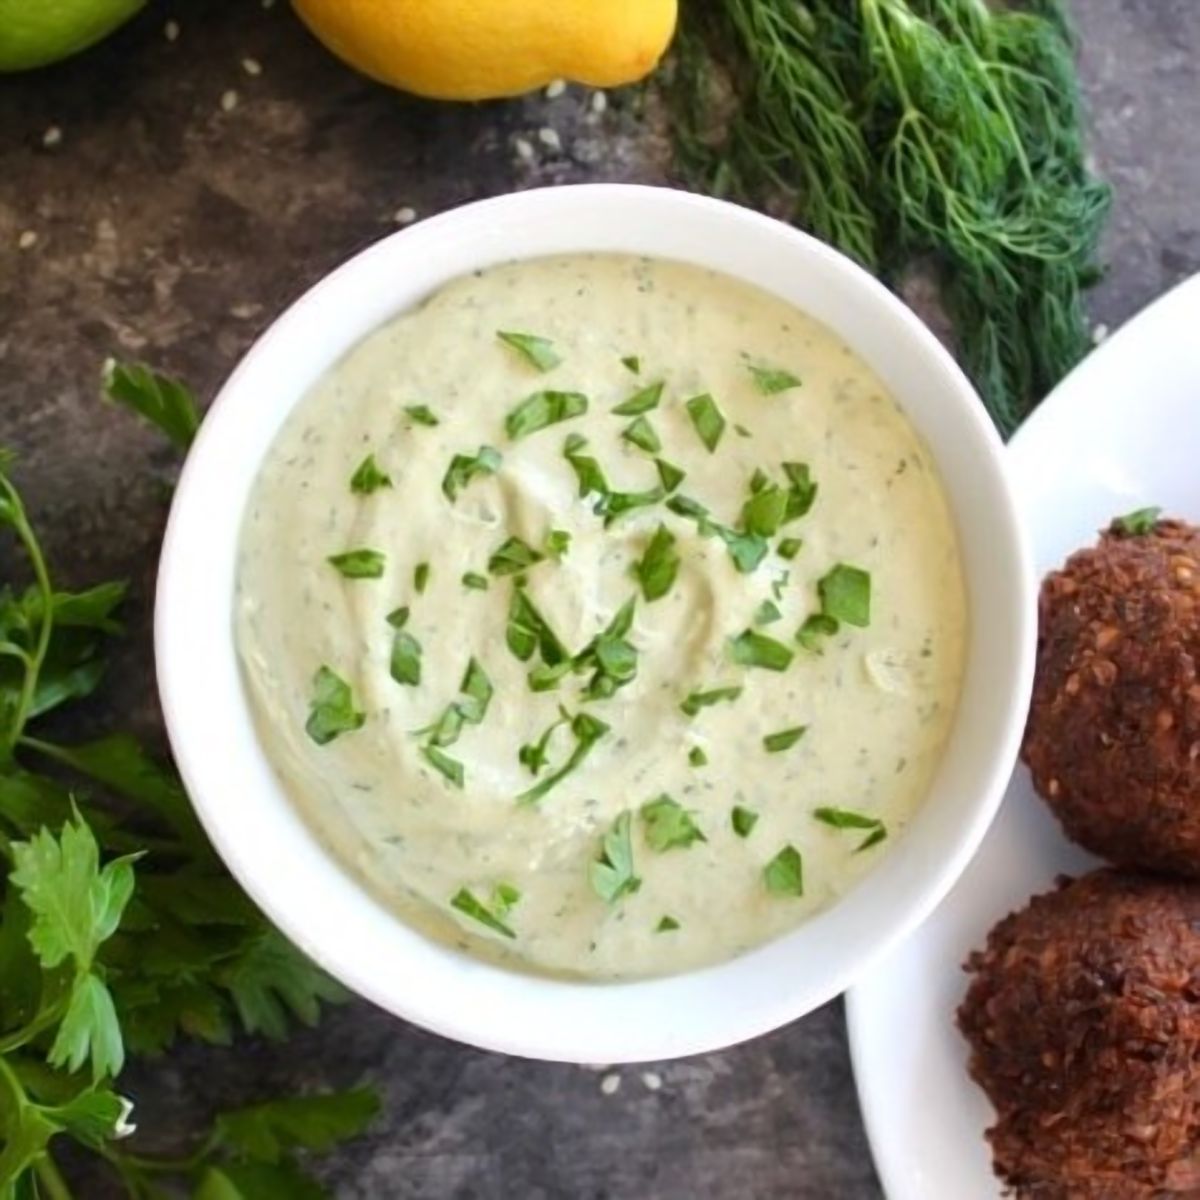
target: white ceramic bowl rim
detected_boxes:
[155,184,1035,1063]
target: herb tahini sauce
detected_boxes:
[236,255,966,979]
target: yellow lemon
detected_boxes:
[290,0,678,100]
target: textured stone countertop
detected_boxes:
[1,2,1198,1196]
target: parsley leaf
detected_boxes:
[718,526,770,574]
[450,888,517,939]
[749,364,802,394]
[1113,505,1162,536]
[590,811,641,903]
[621,415,662,454]
[797,612,840,653]
[729,629,795,671]
[655,459,686,492]
[782,462,818,521]
[102,359,200,450]
[544,529,571,560]
[634,524,680,602]
[488,536,544,576]
[497,330,562,373]
[505,391,588,440]
[216,1089,380,1163]
[305,667,365,744]
[349,454,392,495]
[564,436,610,500]
[731,806,758,838]
[50,973,125,1081]
[574,598,638,701]
[612,380,663,415]
[602,487,666,527]
[442,445,501,501]
[327,548,385,579]
[741,484,789,537]
[387,609,421,686]
[517,712,610,805]
[814,806,888,852]
[763,726,807,752]
[422,744,464,788]
[818,564,871,627]
[506,587,569,667]
[685,393,727,452]
[404,404,439,426]
[680,685,742,717]
[640,795,706,851]
[519,708,569,775]
[763,845,804,896]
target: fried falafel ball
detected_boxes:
[1023,516,1200,876]
[958,870,1200,1199]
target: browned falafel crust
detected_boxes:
[1022,518,1200,876]
[958,870,1200,1199]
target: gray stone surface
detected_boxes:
[0,1,1197,1195]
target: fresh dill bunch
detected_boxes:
[671,0,1111,434]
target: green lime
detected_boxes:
[0,0,146,72]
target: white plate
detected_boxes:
[846,272,1200,1199]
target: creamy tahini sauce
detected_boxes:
[236,255,966,980]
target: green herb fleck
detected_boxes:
[641,795,706,852]
[818,564,871,627]
[782,462,818,521]
[741,483,789,537]
[450,887,516,938]
[327,549,385,579]
[349,454,392,495]
[857,826,888,852]
[590,811,641,904]
[729,629,795,672]
[814,806,887,852]
[389,621,422,686]
[528,660,572,692]
[755,599,782,626]
[1113,506,1162,536]
[778,537,803,561]
[680,685,742,717]
[655,459,686,492]
[306,666,366,745]
[422,745,464,788]
[731,806,759,838]
[506,587,569,667]
[622,415,662,454]
[505,390,588,440]
[488,536,544,576]
[544,529,571,560]
[612,380,663,416]
[621,355,641,374]
[763,845,804,897]
[404,404,439,426]
[734,423,752,438]
[517,712,610,805]
[564,436,609,500]
[602,487,666,526]
[498,330,562,373]
[656,915,680,932]
[749,364,802,394]
[634,524,680,603]
[462,572,489,591]
[413,562,430,594]
[685,393,726,452]
[797,613,840,653]
[456,658,494,724]
[574,598,638,701]
[442,445,501,501]
[763,726,807,753]
[519,707,569,775]
[688,746,708,768]
[718,527,770,574]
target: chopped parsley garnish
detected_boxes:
[505,390,588,440]
[601,487,666,527]
[771,572,789,602]
[656,915,680,932]
[519,707,569,775]
[422,745,464,788]
[655,459,686,492]
[731,806,759,838]
[404,404,439,426]
[505,587,569,667]
[734,423,752,438]
[634,524,680,603]
[718,527,770,574]
[612,380,663,416]
[782,462,818,521]
[680,685,743,717]
[574,598,638,701]
[450,886,518,938]
[754,599,782,626]
[388,608,422,686]
[666,494,710,523]
[640,795,706,851]
[564,435,609,500]
[544,529,571,560]
[621,415,661,454]
[763,845,804,896]
[814,806,888,852]
[763,725,808,753]
[1113,506,1162,536]
[497,330,562,373]
[685,393,726,453]
[777,537,803,561]
[327,548,386,579]
[741,483,789,537]
[818,564,871,627]
[688,746,708,768]
[621,355,641,375]
[488,536,544,576]
[528,660,572,692]
[729,628,795,671]
[456,658,494,724]
[749,364,802,394]
[589,811,641,903]
[349,454,392,495]
[517,712,610,805]
[462,572,489,591]
[442,444,501,501]
[305,666,366,745]
[797,612,840,653]
[413,562,430,593]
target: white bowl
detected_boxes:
[155,185,1035,1063]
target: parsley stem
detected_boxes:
[0,995,68,1054]
[104,1130,219,1175]
[34,1153,73,1200]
